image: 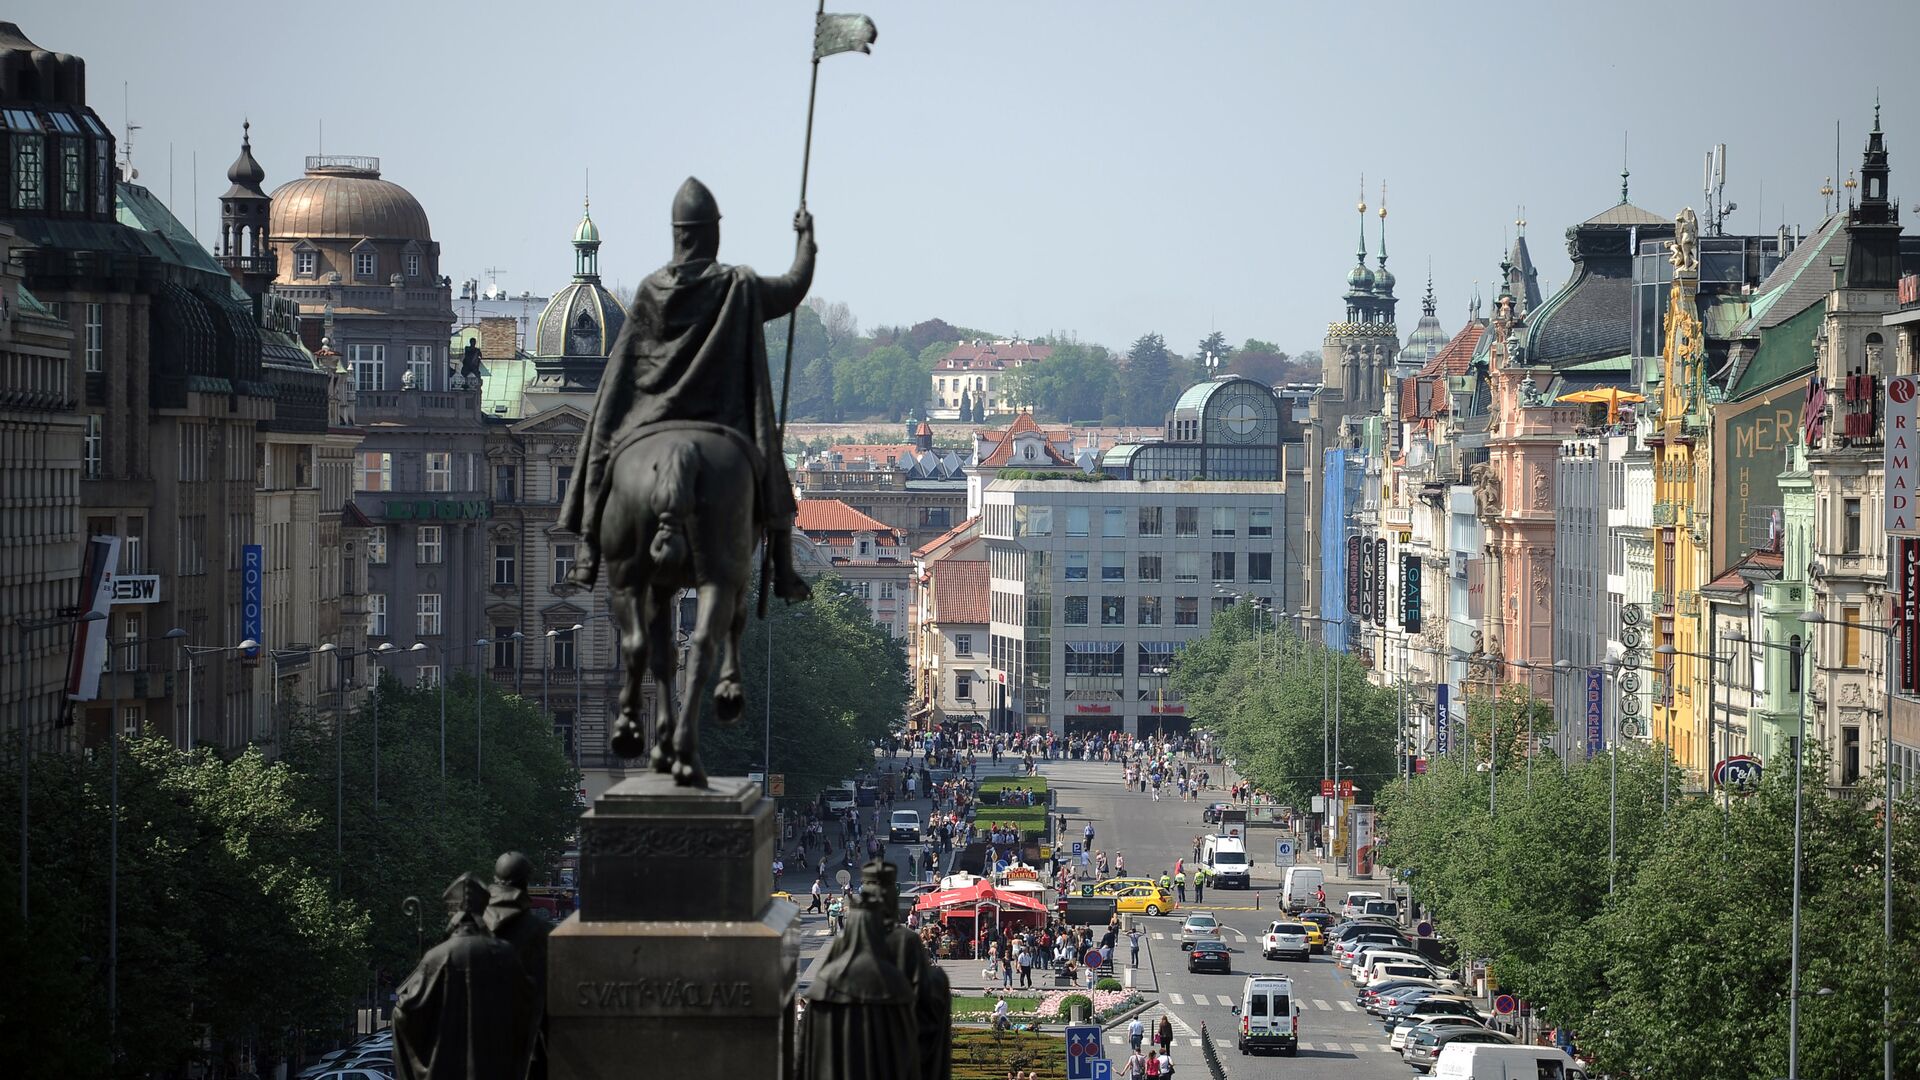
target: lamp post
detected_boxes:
[368,642,427,811]
[181,638,261,751]
[107,625,187,1049]
[472,632,520,782]
[1507,658,1547,796]
[14,609,107,922]
[1730,625,1810,1077]
[1296,611,1345,857]
[545,623,585,727]
[1802,610,1895,1080]
[1655,642,1734,809]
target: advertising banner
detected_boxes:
[1346,535,1362,616]
[1359,538,1376,623]
[1903,539,1920,693]
[1400,552,1422,632]
[1887,374,1919,536]
[1435,681,1450,756]
[1373,539,1388,627]
[1585,668,1605,759]
[242,544,264,660]
[65,535,120,702]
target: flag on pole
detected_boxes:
[815,12,878,59]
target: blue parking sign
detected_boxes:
[1065,1025,1102,1080]
[1072,842,1084,857]
[1089,1058,1113,1080]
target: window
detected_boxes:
[494,544,517,586]
[1101,596,1125,625]
[492,626,518,669]
[84,302,103,372]
[354,250,376,278]
[555,465,574,500]
[1843,605,1862,667]
[406,252,421,278]
[416,593,442,636]
[12,130,43,210]
[349,344,385,391]
[1248,507,1273,537]
[1844,725,1862,784]
[553,543,577,584]
[953,632,973,657]
[295,249,317,276]
[955,671,973,701]
[1212,552,1236,581]
[417,525,443,564]
[1066,507,1090,537]
[119,612,142,670]
[1175,507,1199,537]
[880,581,895,600]
[1138,506,1163,537]
[1138,596,1162,626]
[82,414,101,478]
[367,594,388,637]
[551,628,577,671]
[408,345,435,390]
[1175,597,1199,626]
[1211,596,1235,614]
[59,140,82,211]
[1063,641,1124,677]
[1139,554,1162,582]
[1064,596,1089,625]
[417,665,441,689]
[1065,552,1088,581]
[1248,552,1273,583]
[1103,507,1126,537]
[1789,633,1804,693]
[358,452,392,493]
[366,526,388,565]
[1025,505,1051,536]
[177,515,207,575]
[1844,498,1862,554]
[1102,552,1125,582]
[494,464,518,503]
[1212,507,1236,537]
[425,451,452,493]
[1174,553,1201,583]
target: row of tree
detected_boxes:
[764,299,1317,427]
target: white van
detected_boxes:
[1353,949,1431,986]
[889,809,921,843]
[1281,866,1324,911]
[1341,890,1383,917]
[1202,834,1251,888]
[1433,1042,1587,1080]
[1231,975,1298,1055]
[823,782,857,813]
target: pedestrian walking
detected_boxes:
[808,877,824,913]
[1144,1048,1162,1078]
[1126,1050,1145,1080]
[1128,927,1142,968]
[1128,1016,1144,1053]
[1018,945,1034,987]
[1157,1014,1173,1054]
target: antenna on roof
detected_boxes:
[119,82,142,180]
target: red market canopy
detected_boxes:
[913,879,1049,915]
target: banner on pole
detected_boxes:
[242,544,264,660]
[1584,667,1605,759]
[1902,539,1920,693]
[1400,552,1422,632]
[1886,374,1919,535]
[65,535,120,702]
[1435,681,1451,756]
[1347,535,1363,616]
[1372,538,1387,626]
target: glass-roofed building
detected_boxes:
[1102,376,1292,481]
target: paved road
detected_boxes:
[1048,758,1415,1080]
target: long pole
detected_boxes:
[765,616,774,787]
[372,666,380,814]
[186,653,195,750]
[14,622,24,922]
[438,651,447,784]
[476,643,485,782]
[1662,659,1672,813]
[1883,575,1895,1080]
[1524,664,1534,797]
[1789,637,1807,1080]
[777,0,828,435]
[336,661,345,877]
[108,640,121,1048]
[1489,664,1498,817]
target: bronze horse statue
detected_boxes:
[562,179,815,786]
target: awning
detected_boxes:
[912,880,1049,914]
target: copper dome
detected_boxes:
[269,156,433,242]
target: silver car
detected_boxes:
[1179,911,1222,950]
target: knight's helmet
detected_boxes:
[671,177,722,226]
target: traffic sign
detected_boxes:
[1084,948,1105,969]
[1273,839,1296,867]
[1081,885,1094,898]
[769,773,785,797]
[1416,921,1434,937]
[1493,994,1517,1016]
[1065,1025,1102,1079]
[835,869,851,888]
[1089,1059,1113,1080]
[1072,842,1084,857]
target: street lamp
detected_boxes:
[1801,609,1896,1080]
[107,625,187,1049]
[471,632,521,781]
[544,623,585,726]
[1507,658,1552,796]
[1296,611,1345,857]
[1729,625,1811,1079]
[369,642,428,810]
[14,609,107,922]
[181,638,261,750]
[1654,643,1733,811]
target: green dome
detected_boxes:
[1373,266,1396,295]
[1347,263,1376,292]
[573,211,600,244]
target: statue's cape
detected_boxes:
[560,259,788,539]
[391,926,536,1080]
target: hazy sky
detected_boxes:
[21,1,1920,356]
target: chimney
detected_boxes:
[479,316,518,359]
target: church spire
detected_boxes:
[1620,132,1631,203]
[1356,174,1369,265]
[1423,263,1436,318]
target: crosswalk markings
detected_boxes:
[1215,994,1234,1007]
[1167,992,1184,1005]
[1296,1042,1395,1054]
[1152,932,1166,940]
[1311,999,1330,1010]
[1338,1000,1358,1011]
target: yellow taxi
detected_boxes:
[1091,877,1157,897]
[1112,885,1177,916]
[1296,910,1336,953]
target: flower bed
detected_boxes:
[953,986,1141,1024]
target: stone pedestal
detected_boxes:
[548,775,800,1080]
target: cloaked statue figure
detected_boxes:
[876,861,951,1080]
[799,859,920,1080]
[484,852,552,1080]
[557,177,818,785]
[392,873,537,1080]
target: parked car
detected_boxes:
[1428,1041,1583,1079]
[1390,1014,1487,1051]
[1340,890,1384,917]
[1179,911,1222,949]
[1382,995,1482,1028]
[1402,1026,1516,1073]
[1090,877,1157,897]
[1201,801,1235,824]
[1261,920,1312,961]
[1112,886,1175,916]
[1187,940,1232,974]
[1367,985,1463,1017]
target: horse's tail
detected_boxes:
[648,441,699,575]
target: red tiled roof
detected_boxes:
[1703,549,1784,594]
[932,562,990,625]
[1400,321,1487,418]
[824,443,920,465]
[795,498,898,537]
[1424,321,1484,378]
[913,515,979,559]
[932,342,1052,371]
[978,412,1075,468]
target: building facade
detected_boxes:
[928,340,1050,420]
[795,498,912,638]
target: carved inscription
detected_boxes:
[575,978,755,1012]
[582,822,754,859]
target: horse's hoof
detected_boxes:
[715,680,745,725]
[674,760,708,788]
[610,724,645,759]
[650,744,672,774]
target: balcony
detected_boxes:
[276,283,452,315]
[357,390,482,424]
